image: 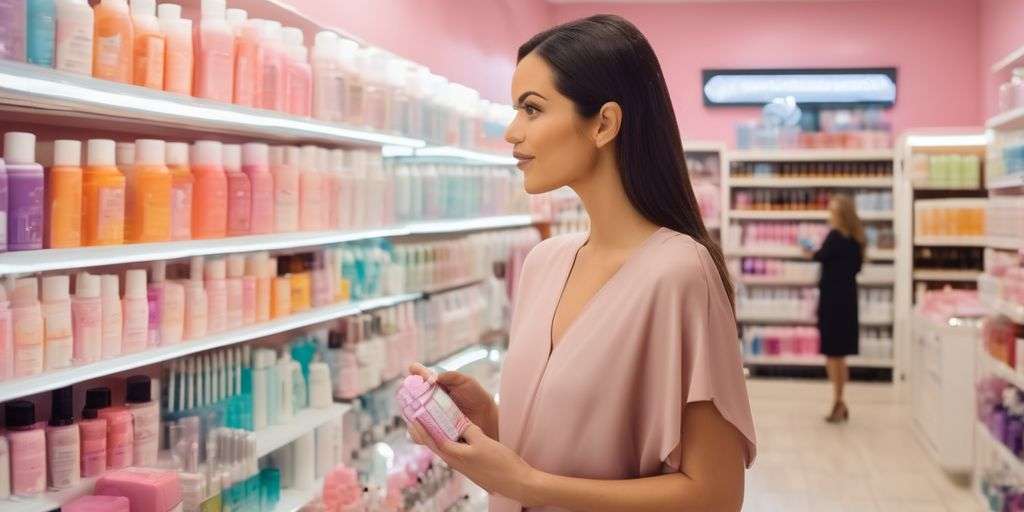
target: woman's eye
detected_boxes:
[524,105,538,116]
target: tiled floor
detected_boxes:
[744,379,983,512]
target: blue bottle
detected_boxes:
[25,0,54,66]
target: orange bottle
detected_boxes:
[45,140,84,248]
[125,139,171,243]
[130,0,165,90]
[165,142,194,241]
[92,0,133,84]
[82,139,126,246]
[191,140,228,239]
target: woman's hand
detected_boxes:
[408,363,499,438]
[407,420,538,506]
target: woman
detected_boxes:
[809,195,865,423]
[406,15,756,512]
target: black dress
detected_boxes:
[813,229,863,357]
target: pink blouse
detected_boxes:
[492,228,757,512]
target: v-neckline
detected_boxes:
[547,227,666,359]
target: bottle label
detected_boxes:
[97,186,126,243]
[171,184,193,240]
[96,34,122,72]
[134,35,165,89]
[56,23,93,75]
[101,299,123,358]
[47,427,81,489]
[424,388,468,442]
[44,304,73,370]
[131,405,159,467]
[13,311,43,377]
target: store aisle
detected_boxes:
[744,379,981,512]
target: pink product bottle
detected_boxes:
[232,18,262,107]
[257,20,285,112]
[225,255,244,329]
[241,143,274,234]
[193,0,234,102]
[205,258,227,334]
[223,144,252,237]
[99,408,134,470]
[328,150,345,230]
[146,261,166,347]
[396,375,469,445]
[299,145,323,231]
[0,285,10,380]
[64,495,131,512]
[94,467,183,512]
[282,27,312,117]
[165,142,193,241]
[100,274,123,358]
[160,278,184,346]
[72,272,103,364]
[79,407,108,478]
[241,261,257,325]
[121,269,149,354]
[11,277,44,377]
[46,386,81,490]
[5,400,47,496]
[184,257,208,339]
[270,146,299,233]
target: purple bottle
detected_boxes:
[0,0,27,61]
[0,157,7,252]
[3,132,44,251]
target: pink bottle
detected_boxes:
[328,149,345,230]
[241,143,274,234]
[99,408,133,470]
[396,374,469,445]
[241,256,257,325]
[299,145,323,231]
[232,16,262,108]
[270,146,299,233]
[146,261,165,347]
[64,495,130,512]
[225,255,244,329]
[72,272,103,364]
[193,0,235,103]
[184,257,208,339]
[191,141,227,240]
[282,27,312,117]
[121,269,148,354]
[79,407,108,478]
[223,144,252,237]
[165,142,194,241]
[205,258,227,334]
[100,274,123,358]
[257,20,285,112]
[0,285,11,380]
[11,277,44,377]
[5,400,47,496]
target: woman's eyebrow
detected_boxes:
[517,91,548,104]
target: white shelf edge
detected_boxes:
[413,146,517,166]
[987,174,1024,190]
[913,236,988,247]
[912,269,983,282]
[0,60,424,149]
[727,149,894,162]
[736,314,892,326]
[728,177,894,188]
[987,108,1024,131]
[0,215,536,275]
[256,403,351,458]
[0,292,422,403]
[729,210,893,221]
[991,44,1024,73]
[743,355,893,368]
[987,236,1022,251]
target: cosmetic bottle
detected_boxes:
[232,15,261,107]
[165,142,194,241]
[0,285,11,380]
[191,140,227,239]
[11,277,44,377]
[126,375,159,467]
[299,145,323,231]
[338,37,363,127]
[79,404,108,478]
[224,144,252,237]
[248,252,270,322]
[0,0,27,61]
[4,132,44,251]
[125,139,171,243]
[121,268,149,353]
[146,260,165,346]
[100,407,133,470]
[46,385,80,490]
[242,143,274,235]
[184,257,208,339]
[91,0,132,83]
[82,139,126,246]
[270,146,300,233]
[397,374,469,445]
[41,274,73,370]
[6,400,47,496]
[282,27,312,117]
[161,273,184,346]
[46,139,83,248]
[157,3,192,95]
[206,257,227,334]
[194,0,235,102]
[100,274,123,358]
[129,0,163,89]
[251,348,271,430]
[226,255,244,329]
[258,20,285,112]
[311,31,342,123]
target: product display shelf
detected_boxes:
[274,476,326,512]
[913,269,984,282]
[976,421,1024,479]
[727,210,894,221]
[987,107,1024,132]
[988,236,1022,251]
[725,246,896,261]
[743,354,893,369]
[0,60,423,148]
[0,215,535,275]
[987,174,1024,190]
[726,149,894,162]
[980,293,1024,325]
[912,236,988,247]
[0,291,422,403]
[992,44,1024,73]
[256,403,352,458]
[383,145,517,166]
[728,176,894,189]
[738,274,894,287]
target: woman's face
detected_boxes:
[505,52,601,194]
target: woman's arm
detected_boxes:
[811,230,838,263]
[409,400,747,512]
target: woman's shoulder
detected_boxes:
[522,232,587,267]
[644,229,717,285]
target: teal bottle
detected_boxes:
[25,0,54,66]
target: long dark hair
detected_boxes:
[518,14,735,308]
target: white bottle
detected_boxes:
[71,272,102,364]
[55,0,94,75]
[100,274,123,358]
[41,275,73,371]
[278,351,294,422]
[126,375,159,467]
[312,31,342,122]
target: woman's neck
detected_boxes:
[570,151,659,251]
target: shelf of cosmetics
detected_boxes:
[545,189,590,238]
[978,252,1024,325]
[914,199,987,242]
[987,197,1024,247]
[740,325,893,360]
[731,189,893,214]
[734,107,892,151]
[731,259,895,284]
[0,227,537,382]
[723,221,896,255]
[0,282,501,510]
[985,131,1024,186]
[734,287,894,324]
[909,152,983,189]
[0,133,531,252]
[911,247,985,274]
[728,160,892,180]
[686,152,722,228]
[0,0,512,152]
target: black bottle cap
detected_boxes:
[82,407,100,420]
[84,387,112,410]
[49,386,75,427]
[126,375,152,404]
[328,330,343,349]
[5,400,36,429]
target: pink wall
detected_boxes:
[279,0,552,103]
[979,0,1024,119]
[550,1,981,146]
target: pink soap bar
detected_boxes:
[95,467,183,512]
[396,375,470,445]
[64,495,131,512]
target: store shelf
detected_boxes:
[736,312,815,324]
[725,246,896,261]
[0,292,421,403]
[988,236,1022,251]
[274,477,325,512]
[729,177,894,188]
[992,44,1024,73]
[727,149,894,162]
[729,210,893,221]
[987,107,1024,132]
[0,60,423,148]
[0,215,536,275]
[913,236,988,247]
[987,174,1024,190]
[423,277,485,295]
[913,269,983,282]
[257,403,351,458]
[981,295,1024,325]
[738,275,817,286]
[976,421,1024,478]
[383,145,517,166]
[744,354,893,368]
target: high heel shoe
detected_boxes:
[825,402,849,424]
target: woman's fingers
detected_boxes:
[408,362,438,384]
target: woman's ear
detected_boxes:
[593,101,622,148]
